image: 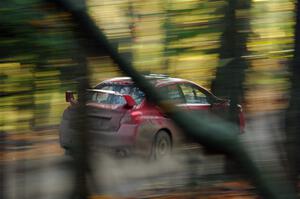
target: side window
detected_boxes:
[193,87,210,104]
[180,84,210,104]
[160,84,185,104]
[180,84,197,103]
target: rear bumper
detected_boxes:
[90,124,138,148]
[59,119,138,149]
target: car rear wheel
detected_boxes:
[152,130,172,160]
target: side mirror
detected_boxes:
[123,95,136,109]
[65,91,76,104]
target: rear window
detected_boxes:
[94,84,145,104]
[87,92,126,105]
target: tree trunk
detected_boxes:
[211,0,251,124]
[285,0,300,189]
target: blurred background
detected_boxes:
[1,0,299,198]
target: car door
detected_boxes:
[154,84,188,146]
[179,83,212,114]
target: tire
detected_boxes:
[151,130,172,160]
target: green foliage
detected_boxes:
[0,0,296,131]
[0,0,80,130]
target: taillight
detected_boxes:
[121,111,143,124]
[65,91,76,105]
[237,105,245,133]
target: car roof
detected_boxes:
[98,75,188,87]
[96,75,217,99]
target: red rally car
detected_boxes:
[59,74,245,158]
